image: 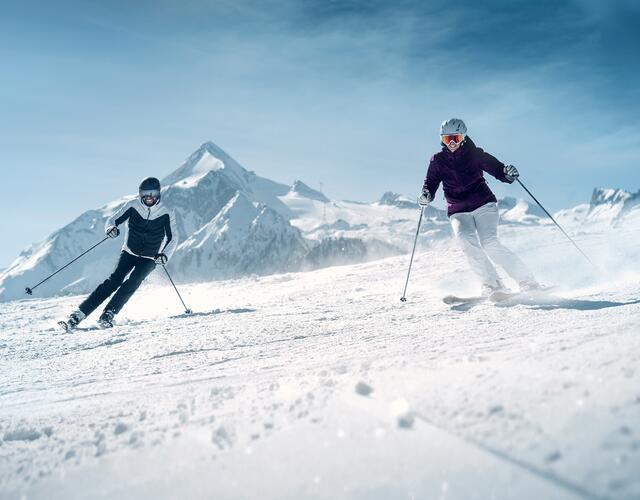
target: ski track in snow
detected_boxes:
[1,233,640,499]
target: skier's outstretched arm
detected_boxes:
[478,150,513,183]
[105,200,134,231]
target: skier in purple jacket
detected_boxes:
[418,118,540,296]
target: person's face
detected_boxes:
[442,134,464,152]
[140,189,160,207]
[142,195,157,207]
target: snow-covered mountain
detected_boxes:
[172,192,308,281]
[1,140,637,303]
[554,187,640,228]
[497,197,547,225]
[278,188,451,250]
[588,187,640,224]
[377,191,419,210]
[0,142,301,301]
[375,191,448,220]
[0,143,429,302]
[288,180,329,203]
[161,142,293,238]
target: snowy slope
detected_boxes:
[1,219,639,499]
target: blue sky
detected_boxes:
[1,0,639,267]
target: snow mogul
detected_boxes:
[418,118,541,297]
[61,177,177,329]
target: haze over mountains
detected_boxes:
[0,142,637,302]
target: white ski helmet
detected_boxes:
[440,118,467,136]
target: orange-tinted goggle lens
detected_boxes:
[441,134,464,145]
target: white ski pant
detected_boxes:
[450,202,534,288]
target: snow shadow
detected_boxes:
[169,308,256,319]
[151,331,338,360]
[449,299,485,312]
[80,336,128,351]
[497,297,640,311]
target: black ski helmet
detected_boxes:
[139,177,161,205]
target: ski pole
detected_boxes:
[25,237,110,295]
[161,265,192,314]
[516,179,597,270]
[400,206,425,302]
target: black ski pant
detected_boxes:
[79,251,155,317]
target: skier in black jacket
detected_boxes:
[61,177,177,329]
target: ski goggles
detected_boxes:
[441,133,465,145]
[140,189,160,204]
[140,189,160,199]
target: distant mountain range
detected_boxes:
[0,142,637,301]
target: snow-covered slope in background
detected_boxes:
[587,187,640,225]
[498,197,547,224]
[279,189,450,249]
[554,187,640,235]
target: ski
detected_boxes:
[444,287,557,308]
[488,290,519,303]
[443,295,486,305]
[489,287,556,304]
[56,321,104,333]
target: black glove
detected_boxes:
[106,226,120,238]
[154,253,168,265]
[504,164,519,182]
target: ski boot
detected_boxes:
[58,310,86,332]
[98,310,116,329]
[519,280,554,293]
[481,280,507,298]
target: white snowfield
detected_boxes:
[1,217,639,500]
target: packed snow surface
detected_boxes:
[1,217,639,500]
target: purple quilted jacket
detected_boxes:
[423,137,513,217]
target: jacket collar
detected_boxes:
[138,198,163,214]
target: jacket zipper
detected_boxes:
[139,207,151,256]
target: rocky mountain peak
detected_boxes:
[289,181,329,203]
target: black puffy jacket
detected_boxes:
[106,198,177,260]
